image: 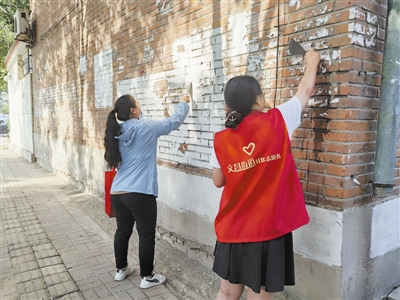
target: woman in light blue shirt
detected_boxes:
[104,93,190,289]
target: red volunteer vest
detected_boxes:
[214,109,309,243]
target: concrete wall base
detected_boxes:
[8,143,35,163]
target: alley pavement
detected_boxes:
[0,140,220,300]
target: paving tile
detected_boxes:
[126,287,148,300]
[76,276,104,291]
[109,280,136,293]
[114,290,131,300]
[142,285,170,297]
[19,289,50,300]
[43,272,71,286]
[40,264,67,276]
[16,278,46,294]
[13,260,38,273]
[15,269,42,283]
[11,253,36,265]
[37,256,63,268]
[48,280,78,298]
[94,285,112,298]
[58,291,85,299]
[81,289,101,299]
[161,292,179,300]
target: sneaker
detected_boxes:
[115,265,134,281]
[140,272,166,289]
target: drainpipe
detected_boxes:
[373,0,400,196]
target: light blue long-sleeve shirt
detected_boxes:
[111,102,189,197]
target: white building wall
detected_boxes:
[6,41,34,162]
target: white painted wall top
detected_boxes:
[370,198,400,258]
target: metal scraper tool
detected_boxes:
[289,39,306,56]
[186,82,193,101]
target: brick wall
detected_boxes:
[30,0,390,210]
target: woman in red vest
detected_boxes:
[210,49,320,300]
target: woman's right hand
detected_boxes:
[306,49,320,67]
[181,93,191,103]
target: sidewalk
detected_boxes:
[0,139,294,300]
[0,144,218,300]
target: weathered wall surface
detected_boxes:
[28,0,399,298]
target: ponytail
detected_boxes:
[104,110,121,169]
[104,94,137,169]
[225,111,243,129]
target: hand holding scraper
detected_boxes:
[289,38,322,73]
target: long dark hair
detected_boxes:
[224,75,263,129]
[104,95,136,169]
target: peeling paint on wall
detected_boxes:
[365,28,377,47]
[314,41,328,50]
[247,54,264,71]
[315,15,331,26]
[309,28,329,40]
[349,33,364,46]
[349,7,364,19]
[117,57,124,73]
[156,0,172,15]
[144,45,154,63]
[367,12,378,25]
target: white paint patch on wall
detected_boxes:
[370,198,400,258]
[227,12,250,57]
[80,56,87,75]
[94,48,113,108]
[331,98,339,104]
[117,73,166,116]
[289,0,301,10]
[293,206,343,267]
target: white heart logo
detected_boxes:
[243,142,255,156]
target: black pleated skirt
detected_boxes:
[212,232,295,293]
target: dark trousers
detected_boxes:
[111,193,156,277]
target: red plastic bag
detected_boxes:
[104,168,116,218]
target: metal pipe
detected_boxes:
[373,0,400,196]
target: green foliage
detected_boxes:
[0,0,30,94]
[0,0,30,28]
[0,103,9,114]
